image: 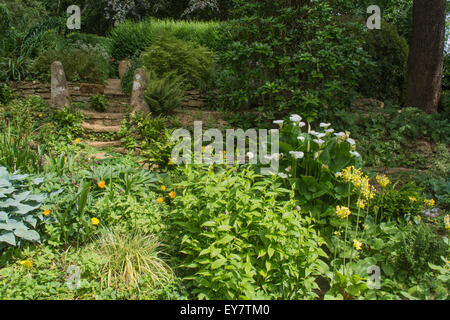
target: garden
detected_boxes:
[0,0,449,301]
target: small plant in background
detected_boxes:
[0,83,14,105]
[144,71,186,115]
[89,93,109,112]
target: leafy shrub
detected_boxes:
[213,0,371,116]
[89,94,109,112]
[141,32,215,89]
[0,83,14,105]
[51,106,84,139]
[144,71,186,115]
[392,223,448,278]
[167,165,328,299]
[0,55,31,81]
[31,47,109,84]
[66,33,113,55]
[0,167,46,250]
[110,18,221,61]
[359,22,409,104]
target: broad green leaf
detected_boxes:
[0,232,16,246]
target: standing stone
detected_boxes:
[130,68,150,114]
[50,61,71,109]
[118,60,131,79]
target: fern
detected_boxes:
[144,71,186,115]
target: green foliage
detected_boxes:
[120,57,143,95]
[392,223,448,278]
[51,106,84,140]
[141,32,215,89]
[0,167,46,250]
[0,83,14,105]
[31,47,109,84]
[167,165,328,299]
[144,71,186,115]
[89,94,109,112]
[109,18,221,61]
[0,55,31,81]
[213,0,371,116]
[359,22,409,104]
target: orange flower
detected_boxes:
[98,180,106,189]
[161,185,166,191]
[169,191,176,199]
[157,197,164,203]
[43,210,50,216]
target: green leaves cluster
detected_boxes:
[0,167,45,249]
[167,165,328,299]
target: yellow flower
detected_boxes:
[161,185,166,191]
[353,239,363,251]
[38,113,43,118]
[43,210,50,216]
[97,180,106,189]
[91,217,99,226]
[169,191,176,199]
[157,197,164,203]
[357,199,366,209]
[409,196,417,202]
[74,138,81,144]
[19,260,33,268]
[376,174,390,188]
[336,206,351,219]
[424,199,435,207]
[364,224,369,231]
[444,215,450,230]
[333,231,342,236]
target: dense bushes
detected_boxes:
[110,19,221,61]
[359,22,409,104]
[141,32,215,89]
[167,165,328,299]
[212,0,371,117]
[31,47,110,84]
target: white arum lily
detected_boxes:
[313,139,325,146]
[346,138,356,146]
[334,132,346,137]
[316,133,326,139]
[350,151,360,157]
[320,123,331,128]
[297,136,305,142]
[326,128,335,133]
[246,152,255,159]
[289,151,305,159]
[278,173,288,179]
[273,120,284,126]
[309,130,318,135]
[289,114,302,122]
[298,122,306,127]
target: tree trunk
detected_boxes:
[405,0,447,113]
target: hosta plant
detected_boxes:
[0,167,46,249]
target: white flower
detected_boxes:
[285,166,291,172]
[289,114,302,122]
[310,130,318,135]
[346,138,356,146]
[326,129,335,134]
[298,122,306,127]
[264,153,283,161]
[297,136,305,142]
[320,123,331,128]
[273,120,284,126]
[334,132,346,138]
[246,152,255,159]
[278,173,288,179]
[316,133,326,139]
[313,139,325,146]
[289,151,305,159]
[294,205,301,212]
[350,151,360,157]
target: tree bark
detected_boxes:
[405,0,447,113]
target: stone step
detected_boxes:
[83,118,123,127]
[81,110,126,120]
[83,140,122,148]
[82,122,121,133]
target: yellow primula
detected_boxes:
[353,239,363,250]
[161,185,166,191]
[357,199,366,209]
[409,196,417,202]
[444,214,450,230]
[376,174,390,188]
[336,206,351,219]
[424,199,435,207]
[91,217,100,226]
[337,166,375,200]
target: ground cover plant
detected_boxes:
[0,0,449,302]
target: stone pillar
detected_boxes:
[130,68,150,114]
[118,60,131,79]
[50,61,71,109]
